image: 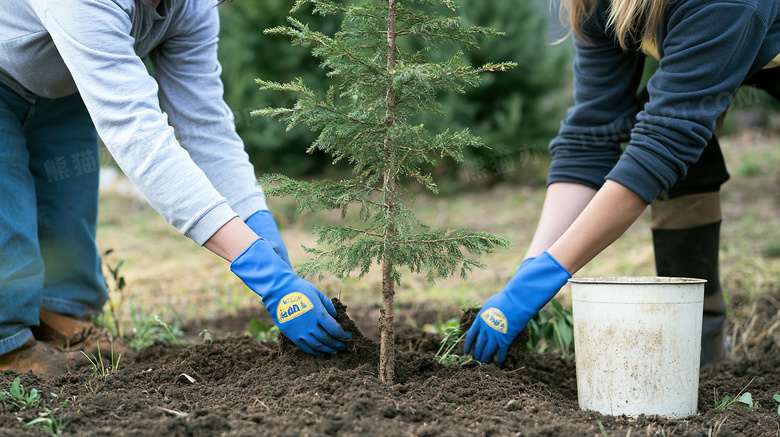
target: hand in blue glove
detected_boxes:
[231,238,352,356]
[463,252,571,366]
[246,210,290,266]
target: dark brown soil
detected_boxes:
[1,296,779,437]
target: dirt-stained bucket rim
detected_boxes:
[569,276,707,285]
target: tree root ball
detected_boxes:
[277,298,380,373]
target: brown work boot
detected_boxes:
[0,338,85,378]
[32,310,133,361]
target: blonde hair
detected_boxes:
[560,0,669,51]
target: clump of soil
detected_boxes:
[0,294,778,436]
[276,299,380,375]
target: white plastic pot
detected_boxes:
[570,276,705,419]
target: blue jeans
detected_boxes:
[0,83,107,355]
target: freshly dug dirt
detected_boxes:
[1,297,779,436]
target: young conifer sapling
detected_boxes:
[254,0,515,383]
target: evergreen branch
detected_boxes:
[290,0,308,14]
[253,78,379,129]
[328,33,387,74]
[473,61,518,74]
[294,0,345,16]
[268,19,382,75]
[391,229,512,282]
[320,225,384,240]
[398,231,509,247]
[394,7,504,48]
[269,17,386,77]
[258,174,380,216]
[298,236,385,280]
[313,101,375,125]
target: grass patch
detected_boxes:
[80,342,121,377]
[431,317,473,365]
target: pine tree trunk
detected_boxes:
[379,260,395,383]
[378,0,398,385]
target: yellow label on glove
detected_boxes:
[277,292,314,323]
[480,307,508,334]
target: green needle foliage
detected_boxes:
[255,0,513,382]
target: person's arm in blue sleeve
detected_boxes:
[606,2,768,203]
[547,0,645,193]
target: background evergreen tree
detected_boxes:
[414,0,572,187]
[217,0,339,176]
[219,0,571,184]
[254,0,514,382]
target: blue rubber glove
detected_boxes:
[230,238,352,356]
[246,210,291,267]
[463,252,571,366]
[516,257,536,273]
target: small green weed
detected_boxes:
[434,320,473,365]
[772,393,780,416]
[715,377,756,411]
[80,341,121,377]
[716,391,755,410]
[127,304,184,351]
[199,329,213,343]
[246,318,279,342]
[422,316,460,336]
[0,377,41,409]
[96,249,128,339]
[526,300,575,359]
[25,407,67,437]
[49,392,68,408]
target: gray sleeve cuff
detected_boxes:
[231,193,269,222]
[183,201,240,246]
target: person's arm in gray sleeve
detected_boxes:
[150,1,268,221]
[150,2,290,264]
[27,0,236,245]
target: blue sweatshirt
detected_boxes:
[0,0,267,245]
[547,0,780,204]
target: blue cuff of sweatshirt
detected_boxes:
[605,149,670,205]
